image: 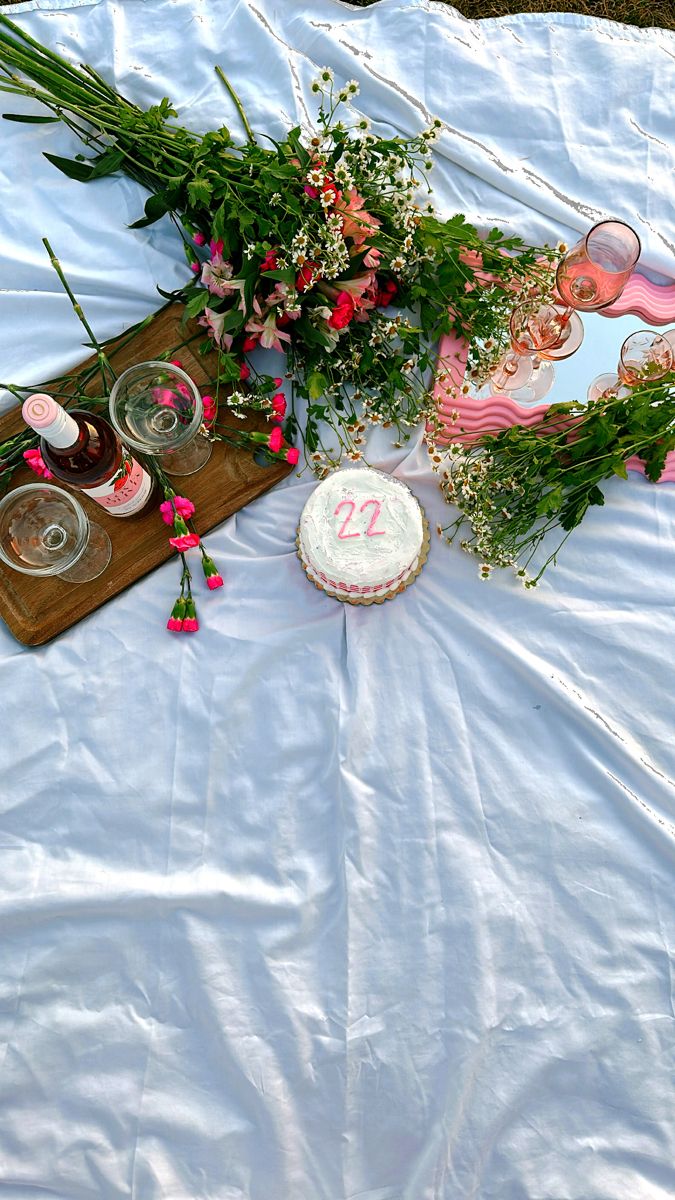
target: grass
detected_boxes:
[347,0,674,30]
[0,0,671,27]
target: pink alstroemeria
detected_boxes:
[169,532,200,552]
[320,271,376,310]
[361,246,382,269]
[245,311,292,353]
[23,448,53,479]
[199,307,233,351]
[336,189,381,246]
[201,254,235,298]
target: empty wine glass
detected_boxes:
[0,483,112,583]
[555,219,641,311]
[109,361,212,476]
[586,329,673,403]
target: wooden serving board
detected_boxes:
[0,304,292,646]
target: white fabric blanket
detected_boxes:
[0,2,674,1198]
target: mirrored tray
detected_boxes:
[433,273,675,483]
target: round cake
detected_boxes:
[297,467,428,602]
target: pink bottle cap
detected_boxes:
[22,393,60,428]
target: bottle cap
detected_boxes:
[23,393,61,428]
[22,394,80,449]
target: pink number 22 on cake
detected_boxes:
[297,467,430,604]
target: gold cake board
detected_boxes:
[296,511,430,605]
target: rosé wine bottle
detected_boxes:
[22,394,155,517]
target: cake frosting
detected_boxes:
[298,467,425,599]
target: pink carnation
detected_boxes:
[268,426,283,454]
[207,574,224,590]
[173,495,195,519]
[169,532,200,552]
[167,616,183,631]
[285,448,300,465]
[23,448,53,479]
[182,616,199,632]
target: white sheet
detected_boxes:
[0,2,674,1197]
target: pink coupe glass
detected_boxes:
[555,219,641,311]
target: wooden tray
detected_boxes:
[0,304,292,645]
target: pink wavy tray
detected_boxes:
[433,272,675,483]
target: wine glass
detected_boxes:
[618,329,673,385]
[586,329,673,402]
[109,361,212,476]
[0,483,112,583]
[555,219,641,311]
[491,302,580,401]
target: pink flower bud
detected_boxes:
[182,616,199,632]
[274,377,283,387]
[240,363,251,381]
[170,358,184,369]
[285,448,300,465]
[193,232,206,246]
[190,262,200,273]
[207,574,224,590]
[166,616,184,631]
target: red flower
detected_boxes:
[242,336,259,352]
[375,279,398,307]
[328,291,355,330]
[271,393,286,418]
[296,261,320,293]
[268,426,283,454]
[239,363,251,381]
[260,249,279,272]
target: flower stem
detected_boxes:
[215,65,255,143]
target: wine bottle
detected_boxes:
[22,393,155,517]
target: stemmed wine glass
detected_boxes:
[490,302,583,401]
[0,483,112,583]
[109,361,212,476]
[556,219,641,312]
[587,329,674,402]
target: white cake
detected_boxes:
[297,467,427,601]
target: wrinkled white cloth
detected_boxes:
[0,2,674,1198]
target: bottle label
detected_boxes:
[80,448,153,516]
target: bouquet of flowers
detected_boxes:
[0,16,554,474]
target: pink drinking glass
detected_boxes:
[555,220,641,311]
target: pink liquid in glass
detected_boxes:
[555,220,641,312]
